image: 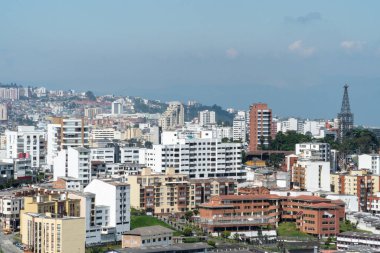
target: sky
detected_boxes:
[1,1,380,126]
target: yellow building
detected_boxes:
[20,212,85,253]
[330,169,380,211]
[128,168,188,214]
[127,168,237,213]
[22,193,81,217]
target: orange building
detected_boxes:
[197,194,345,237]
[248,103,274,152]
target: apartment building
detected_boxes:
[112,101,123,115]
[20,212,85,253]
[188,178,236,209]
[0,196,23,231]
[53,177,82,191]
[0,103,7,121]
[232,114,246,142]
[281,195,345,237]
[145,131,245,180]
[91,162,143,178]
[68,191,102,244]
[128,168,188,214]
[84,179,131,241]
[295,143,331,162]
[248,103,275,151]
[120,147,145,164]
[22,193,81,217]
[198,194,281,234]
[359,154,380,174]
[53,147,91,186]
[91,146,117,163]
[198,110,216,126]
[197,194,344,237]
[84,107,103,119]
[5,126,46,168]
[331,170,380,211]
[337,232,380,251]
[47,117,89,167]
[159,101,184,130]
[0,87,19,100]
[291,158,331,192]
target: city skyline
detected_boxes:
[1,1,380,125]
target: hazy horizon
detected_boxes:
[1,1,380,125]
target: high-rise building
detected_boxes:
[198,110,216,126]
[232,113,246,142]
[84,179,131,241]
[112,101,123,115]
[159,101,184,130]
[5,126,46,168]
[337,84,354,140]
[0,104,7,120]
[248,103,274,151]
[20,212,85,253]
[53,147,92,186]
[47,117,89,167]
[145,131,245,180]
[84,107,102,119]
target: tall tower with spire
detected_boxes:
[338,84,354,140]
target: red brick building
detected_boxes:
[248,103,275,152]
[197,194,345,237]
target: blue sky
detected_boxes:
[1,1,380,125]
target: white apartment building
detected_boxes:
[145,131,245,180]
[53,147,91,186]
[5,126,46,168]
[276,117,302,133]
[120,147,146,164]
[84,179,131,241]
[198,110,216,126]
[112,101,123,115]
[91,128,120,141]
[233,114,246,142]
[302,119,326,136]
[295,142,331,162]
[212,126,233,140]
[0,196,23,230]
[91,146,116,163]
[292,158,331,192]
[359,154,380,174]
[159,101,184,130]
[92,163,143,178]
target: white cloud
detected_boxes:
[340,40,366,51]
[225,48,239,59]
[288,40,315,57]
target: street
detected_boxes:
[0,231,23,253]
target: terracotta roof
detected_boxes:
[219,194,281,200]
[286,195,330,202]
[308,202,340,209]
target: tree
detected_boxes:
[233,233,240,241]
[184,210,194,221]
[85,90,96,101]
[269,131,312,151]
[207,240,216,247]
[183,226,193,236]
[144,141,153,149]
[192,209,199,216]
[221,230,231,239]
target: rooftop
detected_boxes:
[123,225,173,236]
[115,243,212,253]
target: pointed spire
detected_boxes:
[338,84,354,140]
[340,84,351,114]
